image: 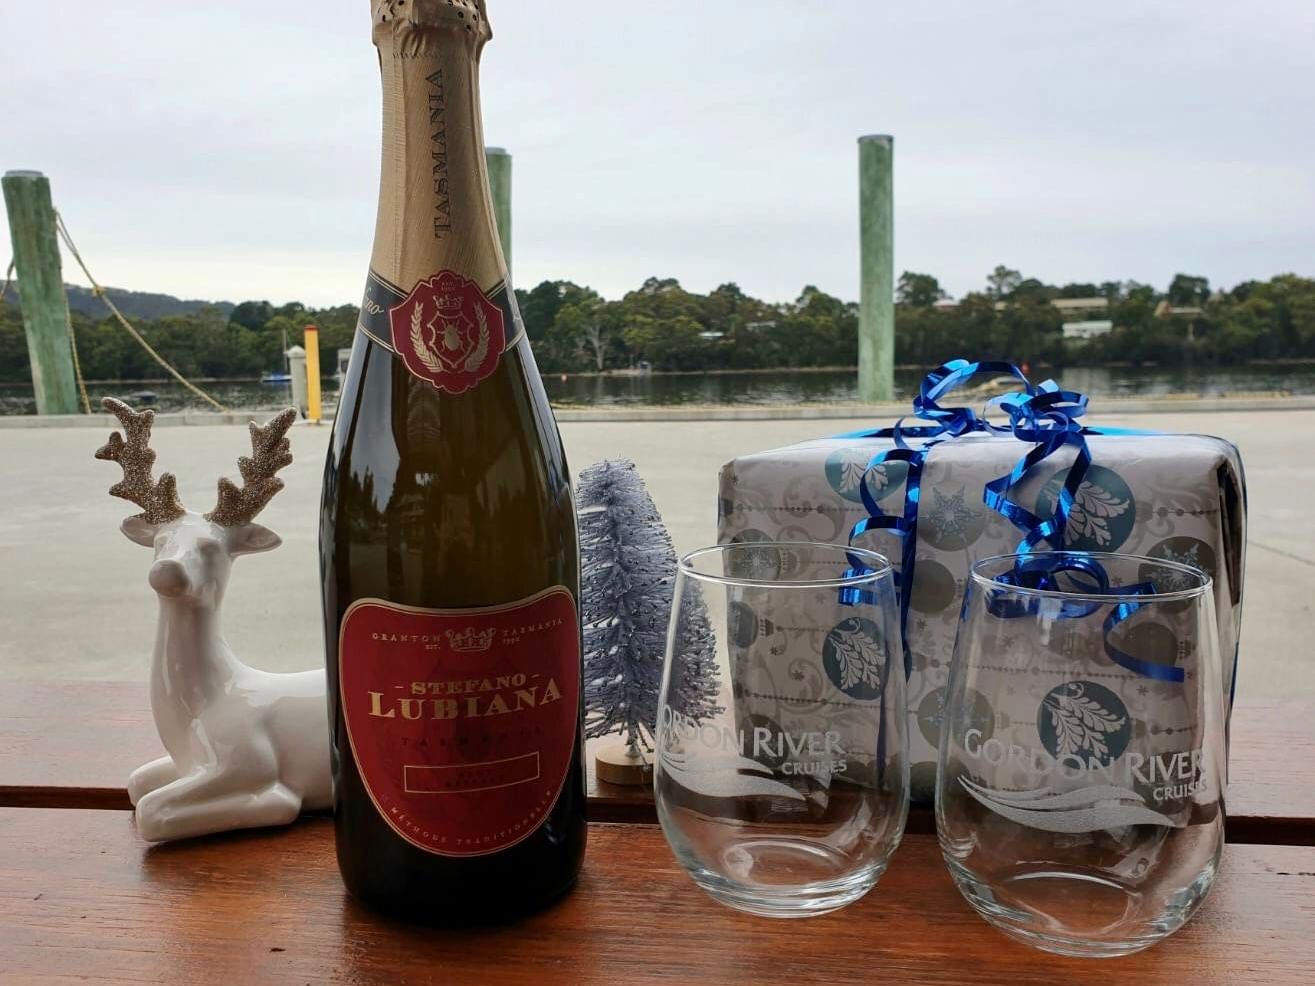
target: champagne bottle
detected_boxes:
[320,0,585,917]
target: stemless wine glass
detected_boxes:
[936,551,1226,957]
[654,542,907,918]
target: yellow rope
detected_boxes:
[67,319,92,414]
[53,212,228,413]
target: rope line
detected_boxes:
[67,319,92,414]
[53,212,228,412]
[0,260,13,303]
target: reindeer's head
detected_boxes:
[96,398,296,607]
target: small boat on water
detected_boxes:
[129,390,158,405]
[261,371,293,385]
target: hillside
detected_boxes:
[53,284,234,320]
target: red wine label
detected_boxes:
[339,588,581,857]
[381,269,507,394]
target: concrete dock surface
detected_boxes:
[2,407,1312,700]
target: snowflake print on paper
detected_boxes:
[1143,537,1216,593]
[917,686,994,749]
[1154,542,1203,590]
[927,487,973,537]
[1158,540,1201,570]
[920,485,986,550]
[728,529,781,581]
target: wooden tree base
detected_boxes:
[594,741,653,787]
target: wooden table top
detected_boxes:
[1,810,1311,986]
[1,680,1312,984]
[0,680,1310,842]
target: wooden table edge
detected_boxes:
[2,681,1312,846]
[4,785,1311,847]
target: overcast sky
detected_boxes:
[5,1,1313,308]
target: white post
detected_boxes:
[286,345,308,417]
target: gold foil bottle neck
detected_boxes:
[373,0,491,50]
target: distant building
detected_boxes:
[1053,297,1109,315]
[1152,300,1206,339]
[1062,320,1113,342]
[698,331,725,340]
[993,296,1109,314]
[932,298,959,312]
[1154,300,1205,319]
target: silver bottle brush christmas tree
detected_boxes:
[577,459,720,784]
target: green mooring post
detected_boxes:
[857,135,894,403]
[485,147,512,275]
[2,170,78,415]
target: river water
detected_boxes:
[2,364,1312,416]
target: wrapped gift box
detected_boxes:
[717,427,1246,802]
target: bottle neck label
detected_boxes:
[338,587,581,857]
[357,268,524,393]
[360,23,519,393]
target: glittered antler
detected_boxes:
[95,397,186,524]
[206,408,297,527]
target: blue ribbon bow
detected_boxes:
[842,358,1185,685]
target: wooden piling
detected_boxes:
[2,171,79,414]
[485,147,512,276]
[857,136,895,403]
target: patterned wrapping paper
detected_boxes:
[717,430,1247,802]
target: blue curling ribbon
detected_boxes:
[983,554,1184,683]
[982,381,1092,553]
[840,359,1036,677]
[1102,596,1185,682]
[841,358,1186,685]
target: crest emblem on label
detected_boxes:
[389,269,506,393]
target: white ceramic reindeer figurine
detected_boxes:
[96,398,332,842]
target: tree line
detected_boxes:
[1,267,1312,383]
